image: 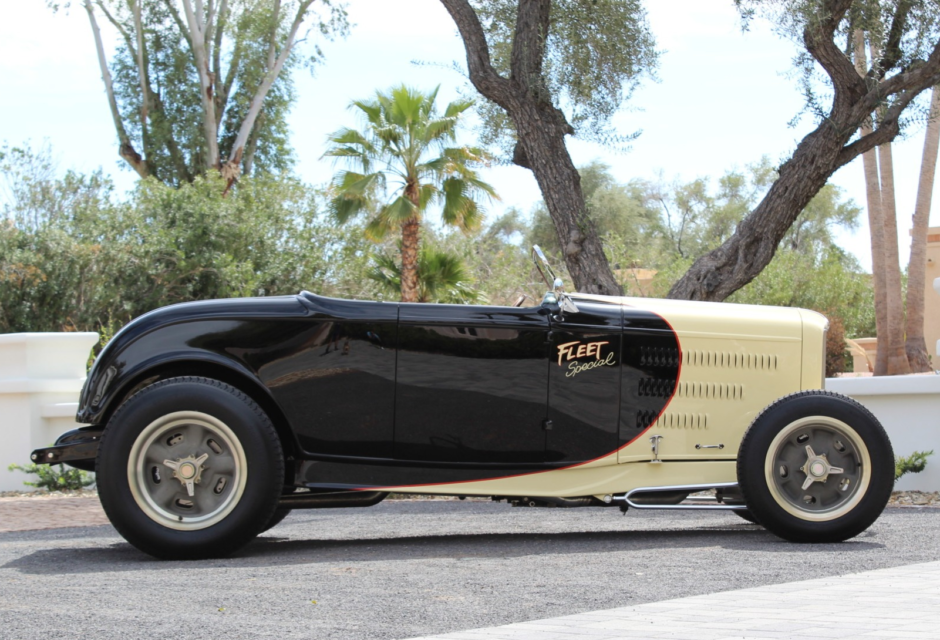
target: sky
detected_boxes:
[2,0,939,274]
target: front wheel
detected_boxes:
[737,390,893,543]
[97,377,284,559]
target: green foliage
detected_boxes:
[895,450,933,482]
[368,247,486,304]
[7,462,95,492]
[0,144,380,335]
[430,211,544,306]
[469,0,659,151]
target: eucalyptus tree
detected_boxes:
[439,0,658,296]
[78,0,347,186]
[323,85,497,303]
[668,0,940,302]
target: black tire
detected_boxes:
[733,509,760,525]
[97,377,284,560]
[737,390,893,543]
[261,507,293,533]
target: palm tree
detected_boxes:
[323,85,497,302]
[368,247,486,305]
[854,30,911,375]
[905,84,940,373]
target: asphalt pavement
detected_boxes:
[2,500,939,640]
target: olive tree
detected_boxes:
[668,0,940,302]
[439,0,658,296]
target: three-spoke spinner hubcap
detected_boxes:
[127,411,248,531]
[764,416,871,522]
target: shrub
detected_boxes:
[7,462,96,492]
[895,450,933,483]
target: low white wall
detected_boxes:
[0,332,98,492]
[826,374,940,491]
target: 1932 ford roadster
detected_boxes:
[31,248,894,559]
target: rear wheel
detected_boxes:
[261,507,293,533]
[733,509,760,524]
[738,391,893,543]
[97,377,284,559]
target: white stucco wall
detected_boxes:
[0,332,98,492]
[826,374,940,491]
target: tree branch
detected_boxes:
[875,0,912,77]
[224,0,313,174]
[160,0,193,51]
[837,87,921,165]
[131,1,150,123]
[83,0,147,178]
[510,0,550,96]
[803,0,865,106]
[181,0,221,168]
[212,0,229,124]
[94,0,136,56]
[438,0,512,106]
[266,0,282,73]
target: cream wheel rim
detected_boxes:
[763,416,871,522]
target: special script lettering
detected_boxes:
[556,340,616,377]
[566,352,616,377]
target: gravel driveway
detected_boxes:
[2,501,940,640]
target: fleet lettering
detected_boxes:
[556,340,609,366]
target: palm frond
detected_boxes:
[443,98,474,119]
[423,116,459,144]
[329,192,369,224]
[367,246,485,304]
[382,195,419,224]
[364,212,395,241]
[333,171,384,199]
[418,184,438,210]
[351,99,383,125]
[441,177,484,232]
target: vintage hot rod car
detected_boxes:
[31,248,894,559]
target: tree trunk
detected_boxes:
[851,31,889,375]
[400,216,420,303]
[511,98,619,295]
[860,142,890,375]
[875,140,912,375]
[905,84,940,372]
[439,0,621,296]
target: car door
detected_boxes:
[546,301,623,464]
[394,303,550,464]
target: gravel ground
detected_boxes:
[1,501,939,640]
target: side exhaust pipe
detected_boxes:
[279,491,387,509]
[614,482,743,510]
